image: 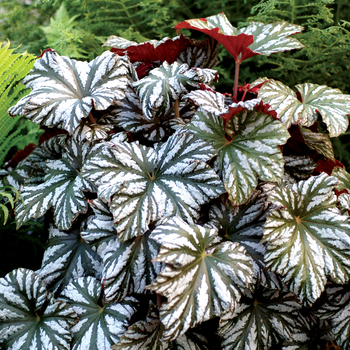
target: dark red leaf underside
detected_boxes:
[175,21,258,63]
[4,143,36,169]
[111,34,191,64]
[314,159,344,175]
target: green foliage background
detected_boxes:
[0,0,350,277]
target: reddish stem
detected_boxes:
[157,294,162,307]
[174,99,180,119]
[233,61,240,102]
[88,112,97,124]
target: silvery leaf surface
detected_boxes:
[81,130,225,242]
[112,302,207,350]
[81,198,117,256]
[332,167,350,191]
[37,225,103,294]
[59,277,137,350]
[102,231,162,302]
[184,90,227,115]
[177,37,220,69]
[262,173,350,306]
[318,282,350,349]
[8,50,129,134]
[15,157,94,230]
[238,21,304,56]
[111,88,166,141]
[0,268,77,350]
[209,183,281,288]
[132,61,217,120]
[73,123,114,142]
[339,193,350,213]
[186,108,289,205]
[258,80,350,137]
[219,287,302,350]
[300,127,335,160]
[282,155,316,185]
[147,216,254,341]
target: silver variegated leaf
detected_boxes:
[177,37,220,69]
[262,173,350,306]
[339,193,350,213]
[8,50,130,134]
[81,198,117,256]
[15,138,95,230]
[81,130,225,242]
[102,231,162,302]
[59,277,137,350]
[332,167,350,191]
[0,268,77,350]
[258,80,350,137]
[282,155,317,185]
[112,302,208,350]
[184,89,227,115]
[73,123,114,142]
[132,61,217,120]
[209,183,282,288]
[37,225,103,293]
[300,127,335,160]
[219,287,302,350]
[239,21,304,56]
[147,216,254,341]
[111,87,166,141]
[318,282,350,349]
[187,108,289,205]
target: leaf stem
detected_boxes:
[88,112,97,124]
[157,294,162,307]
[174,99,180,119]
[233,61,240,101]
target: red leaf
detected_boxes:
[314,159,344,175]
[175,21,258,63]
[4,143,36,169]
[135,62,154,79]
[39,127,67,145]
[254,100,278,120]
[38,48,56,58]
[111,34,191,64]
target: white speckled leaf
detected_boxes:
[184,90,227,115]
[73,123,114,142]
[0,268,77,350]
[81,130,225,242]
[219,287,302,350]
[300,127,335,160]
[187,108,289,205]
[112,302,207,350]
[332,167,350,191]
[262,173,350,306]
[15,137,95,230]
[102,231,162,302]
[239,21,304,56]
[147,216,254,341]
[37,225,103,293]
[8,50,129,134]
[282,155,317,185]
[59,277,137,350]
[132,61,217,120]
[318,283,350,349]
[259,80,350,137]
[209,183,281,288]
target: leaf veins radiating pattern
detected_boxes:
[263,173,350,306]
[8,50,130,134]
[186,108,289,205]
[147,216,254,341]
[81,130,225,242]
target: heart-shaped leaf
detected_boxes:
[81,130,225,242]
[59,276,137,350]
[132,61,217,120]
[9,50,130,134]
[175,13,304,63]
[219,287,302,349]
[0,268,77,349]
[262,173,350,306]
[186,108,289,205]
[258,80,350,137]
[147,216,254,341]
[37,225,103,293]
